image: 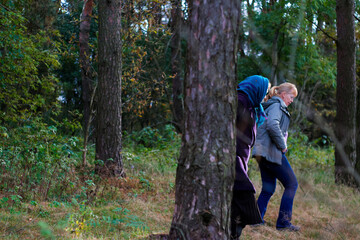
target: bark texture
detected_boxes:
[170,0,184,133]
[79,0,94,166]
[96,0,124,177]
[356,77,360,187]
[168,1,241,239]
[335,0,356,185]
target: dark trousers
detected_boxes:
[231,190,262,239]
[257,153,298,228]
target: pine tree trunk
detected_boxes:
[334,0,356,185]
[168,1,241,239]
[96,0,124,177]
[270,29,279,85]
[170,0,184,133]
[355,78,360,186]
[79,0,94,166]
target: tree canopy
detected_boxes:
[1,0,358,137]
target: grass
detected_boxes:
[241,132,360,240]
[241,173,360,240]
[1,132,360,239]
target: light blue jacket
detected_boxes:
[252,96,290,165]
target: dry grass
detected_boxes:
[1,141,360,240]
[240,163,360,240]
[123,158,360,240]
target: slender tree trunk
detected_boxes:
[270,29,279,85]
[96,0,124,177]
[238,0,245,57]
[122,0,134,32]
[79,0,94,166]
[151,1,162,27]
[170,0,184,133]
[334,0,356,185]
[168,1,241,239]
[246,0,255,50]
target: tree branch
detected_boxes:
[354,13,360,23]
[0,3,11,11]
[305,16,337,43]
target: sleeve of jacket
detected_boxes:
[265,103,287,151]
[236,98,252,153]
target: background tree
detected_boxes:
[237,0,339,142]
[170,0,185,133]
[2,0,360,237]
[168,1,241,239]
[120,0,174,133]
[355,3,360,187]
[79,0,95,165]
[95,0,124,177]
[357,70,360,186]
[55,0,98,135]
[334,0,357,185]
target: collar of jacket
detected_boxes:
[263,96,290,117]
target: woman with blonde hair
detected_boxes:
[252,82,300,231]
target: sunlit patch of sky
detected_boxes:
[59,0,70,14]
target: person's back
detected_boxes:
[253,96,290,164]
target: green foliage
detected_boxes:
[65,200,96,236]
[0,122,179,238]
[1,126,358,239]
[65,201,148,238]
[38,221,56,239]
[2,1,358,238]
[237,0,338,141]
[0,4,61,125]
[54,1,98,135]
[121,2,174,132]
[125,124,178,149]
[0,197,10,209]
[0,120,83,200]
[287,129,335,169]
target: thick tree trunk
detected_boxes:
[79,0,94,166]
[170,0,184,133]
[355,76,360,187]
[96,0,124,177]
[168,1,241,239]
[334,0,356,185]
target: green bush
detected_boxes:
[0,120,83,201]
[287,129,334,169]
[125,124,178,149]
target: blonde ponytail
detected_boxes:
[265,82,297,102]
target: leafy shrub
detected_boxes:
[0,6,61,125]
[65,202,148,238]
[287,129,334,169]
[0,120,84,201]
[125,124,178,148]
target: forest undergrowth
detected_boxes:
[0,124,359,240]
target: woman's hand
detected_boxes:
[282,148,287,153]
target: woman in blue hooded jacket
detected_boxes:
[230,75,269,239]
[252,82,300,232]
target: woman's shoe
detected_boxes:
[276,224,300,232]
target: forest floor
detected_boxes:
[0,133,360,239]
